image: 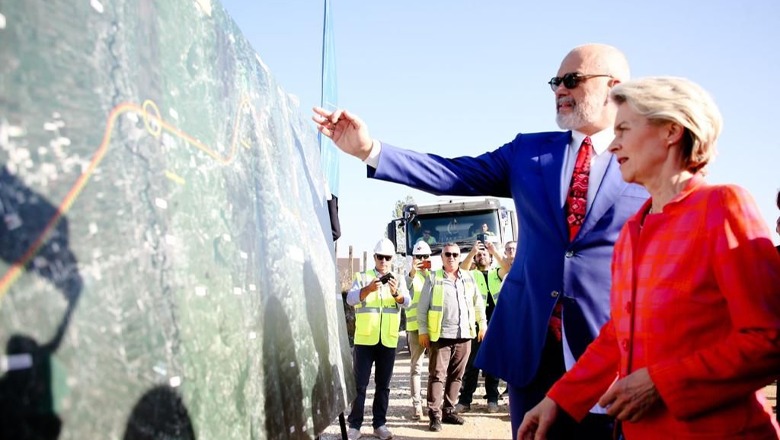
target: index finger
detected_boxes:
[312,106,333,118]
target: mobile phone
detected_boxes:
[379,272,394,284]
[476,233,487,244]
[421,260,431,270]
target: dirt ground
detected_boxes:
[317,332,778,440]
[317,331,513,440]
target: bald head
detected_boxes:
[563,44,630,82]
[554,44,630,135]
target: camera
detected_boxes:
[379,272,394,284]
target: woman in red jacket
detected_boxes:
[519,77,780,440]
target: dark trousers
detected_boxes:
[427,337,470,419]
[348,343,396,429]
[508,333,614,440]
[459,336,499,405]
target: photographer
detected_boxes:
[344,238,410,440]
[456,240,510,413]
[405,241,433,420]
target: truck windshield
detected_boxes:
[408,211,500,252]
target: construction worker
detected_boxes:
[345,238,411,440]
[405,241,432,421]
[456,240,510,414]
[417,243,487,432]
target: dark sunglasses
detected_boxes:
[548,72,612,91]
[443,252,460,258]
[374,254,392,261]
[416,254,431,260]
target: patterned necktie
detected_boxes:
[550,137,594,342]
[564,136,593,241]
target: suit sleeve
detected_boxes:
[369,140,516,197]
[547,319,621,421]
[648,186,780,419]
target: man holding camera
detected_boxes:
[405,241,433,421]
[345,238,411,440]
[417,243,487,431]
[456,240,511,414]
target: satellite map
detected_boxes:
[0,1,353,438]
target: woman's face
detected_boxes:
[608,103,672,186]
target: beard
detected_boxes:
[556,92,607,130]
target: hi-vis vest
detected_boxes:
[406,271,429,332]
[472,269,502,305]
[353,269,401,348]
[427,269,479,342]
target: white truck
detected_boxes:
[386,197,518,264]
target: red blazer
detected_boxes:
[548,177,780,439]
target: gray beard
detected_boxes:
[555,93,605,130]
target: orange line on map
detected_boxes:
[0,98,254,298]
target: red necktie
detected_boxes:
[565,137,593,241]
[550,137,594,342]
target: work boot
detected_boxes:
[429,417,442,432]
[373,425,394,440]
[347,427,361,440]
[487,402,499,413]
[454,403,471,414]
[442,411,465,425]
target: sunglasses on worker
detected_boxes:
[416,254,431,260]
[374,254,392,261]
[548,72,612,92]
[443,252,460,258]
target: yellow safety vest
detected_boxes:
[427,269,479,342]
[472,269,502,305]
[405,271,428,332]
[353,269,401,348]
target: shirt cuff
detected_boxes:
[363,139,381,168]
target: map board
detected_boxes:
[0,1,353,438]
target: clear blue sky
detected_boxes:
[221,0,780,257]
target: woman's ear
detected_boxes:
[666,122,685,147]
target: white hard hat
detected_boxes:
[412,241,431,256]
[374,238,395,256]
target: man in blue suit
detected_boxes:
[313,43,648,439]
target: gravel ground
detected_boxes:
[317,332,779,440]
[317,332,513,440]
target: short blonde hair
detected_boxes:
[610,77,722,173]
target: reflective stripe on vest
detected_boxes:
[427,270,477,342]
[353,269,401,348]
[406,271,428,331]
[472,269,502,304]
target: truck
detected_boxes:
[386,197,518,264]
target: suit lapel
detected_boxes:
[577,154,627,240]
[539,132,571,243]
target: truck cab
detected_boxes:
[387,197,517,262]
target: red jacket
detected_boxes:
[548,177,780,439]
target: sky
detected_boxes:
[220,0,780,257]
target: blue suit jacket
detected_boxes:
[369,131,648,387]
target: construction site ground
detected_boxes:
[317,331,777,440]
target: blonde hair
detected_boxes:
[610,77,722,173]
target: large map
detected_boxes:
[0,1,353,438]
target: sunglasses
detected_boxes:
[416,255,431,260]
[443,252,460,258]
[375,254,392,261]
[548,72,612,91]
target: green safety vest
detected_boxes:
[405,271,429,332]
[472,269,502,305]
[427,269,479,342]
[353,269,401,348]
